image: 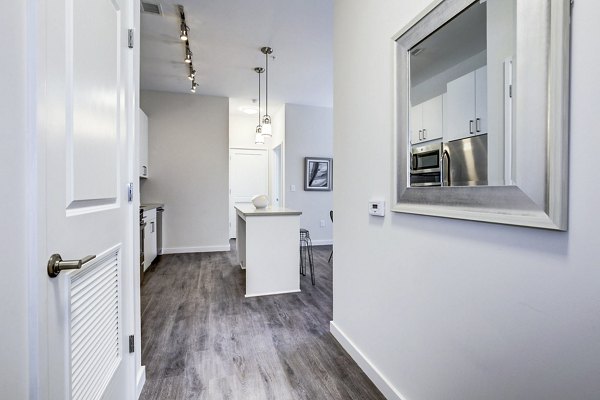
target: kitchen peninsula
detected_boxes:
[235,204,302,297]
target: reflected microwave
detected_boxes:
[410,142,442,187]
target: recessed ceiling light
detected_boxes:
[240,106,258,115]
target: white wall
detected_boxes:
[141,91,230,253]
[333,2,600,400]
[0,1,29,398]
[285,104,333,244]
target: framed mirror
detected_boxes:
[393,0,571,230]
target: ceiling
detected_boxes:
[410,1,487,85]
[140,0,333,111]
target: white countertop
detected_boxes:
[235,204,302,217]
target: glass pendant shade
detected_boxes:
[261,114,272,137]
[255,126,265,144]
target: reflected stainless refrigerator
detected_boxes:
[442,134,488,186]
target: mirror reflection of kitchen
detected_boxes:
[409,0,515,187]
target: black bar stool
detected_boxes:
[299,228,315,285]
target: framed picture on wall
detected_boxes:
[304,157,333,191]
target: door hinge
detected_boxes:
[129,335,135,353]
[128,182,134,202]
[128,29,134,49]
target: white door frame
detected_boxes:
[271,144,283,207]
[26,0,141,398]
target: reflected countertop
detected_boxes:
[140,203,164,212]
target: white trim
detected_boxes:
[136,365,146,399]
[161,244,231,254]
[245,289,301,298]
[310,239,333,246]
[330,321,407,400]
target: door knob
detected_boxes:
[47,254,96,278]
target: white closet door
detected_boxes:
[42,0,135,399]
[229,148,269,238]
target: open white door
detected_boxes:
[40,0,135,399]
[229,148,269,238]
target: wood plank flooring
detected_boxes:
[140,242,385,400]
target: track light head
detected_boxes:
[180,23,188,41]
[188,69,196,80]
[185,50,192,63]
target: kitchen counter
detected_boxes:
[140,203,164,212]
[235,205,302,297]
[235,204,302,218]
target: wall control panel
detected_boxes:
[368,200,385,217]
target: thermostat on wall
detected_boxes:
[368,200,385,217]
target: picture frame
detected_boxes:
[304,157,332,191]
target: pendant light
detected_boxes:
[254,67,265,144]
[261,47,273,137]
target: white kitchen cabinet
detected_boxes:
[143,209,157,270]
[139,109,149,178]
[410,94,443,144]
[445,66,487,142]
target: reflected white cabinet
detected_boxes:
[140,109,149,178]
[410,94,443,144]
[143,209,157,270]
[445,66,487,142]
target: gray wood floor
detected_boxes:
[140,242,385,400]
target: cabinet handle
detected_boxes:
[418,130,423,140]
[151,221,155,233]
[469,120,474,134]
[423,129,427,139]
[142,166,147,176]
[476,118,481,132]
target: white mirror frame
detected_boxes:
[393,0,571,230]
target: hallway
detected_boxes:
[139,244,384,400]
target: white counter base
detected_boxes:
[236,206,301,297]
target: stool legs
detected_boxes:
[299,233,315,286]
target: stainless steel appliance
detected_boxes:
[410,141,442,187]
[139,209,146,284]
[156,206,164,257]
[442,134,488,186]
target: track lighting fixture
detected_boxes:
[254,67,265,144]
[178,5,196,90]
[261,47,273,137]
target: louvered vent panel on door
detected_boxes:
[70,248,121,400]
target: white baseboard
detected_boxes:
[136,365,146,399]
[330,321,406,400]
[311,239,333,246]
[161,244,230,254]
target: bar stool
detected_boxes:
[299,228,315,285]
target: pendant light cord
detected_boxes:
[258,71,261,126]
[265,52,268,116]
